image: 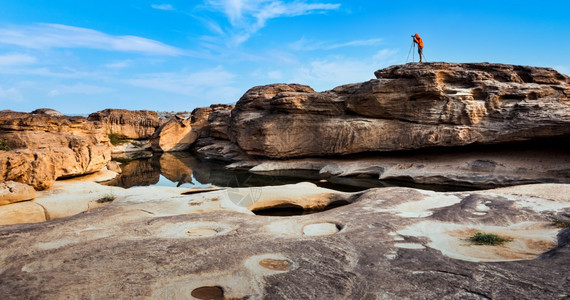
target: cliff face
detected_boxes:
[0,111,111,190]
[87,109,160,139]
[230,63,570,158]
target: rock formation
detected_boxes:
[230,63,570,158]
[0,179,568,298]
[0,111,111,190]
[88,109,160,139]
[150,116,198,152]
[0,181,36,206]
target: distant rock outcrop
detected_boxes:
[230,63,570,158]
[88,109,160,139]
[0,111,111,190]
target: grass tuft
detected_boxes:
[108,133,131,146]
[97,194,116,203]
[469,232,512,246]
[0,139,10,151]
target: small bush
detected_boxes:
[97,194,116,203]
[0,139,10,151]
[469,232,512,246]
[108,133,131,145]
[552,219,570,228]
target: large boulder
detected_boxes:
[150,117,198,152]
[0,111,111,190]
[88,109,160,139]
[230,63,570,158]
[0,181,36,206]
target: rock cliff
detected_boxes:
[0,111,111,190]
[231,63,570,158]
[87,109,160,139]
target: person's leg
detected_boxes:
[418,48,423,63]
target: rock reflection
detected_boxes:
[103,152,392,191]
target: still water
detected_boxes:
[103,152,466,192]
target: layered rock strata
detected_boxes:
[87,109,160,139]
[0,111,111,190]
[230,63,570,158]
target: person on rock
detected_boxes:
[412,33,424,63]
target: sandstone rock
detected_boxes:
[0,111,111,190]
[193,138,251,162]
[106,161,122,174]
[230,63,570,158]
[0,181,36,206]
[111,140,151,154]
[0,182,568,298]
[0,201,46,225]
[150,117,198,152]
[31,108,63,116]
[242,139,570,188]
[88,109,160,140]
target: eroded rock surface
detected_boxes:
[88,109,160,139]
[231,63,570,158]
[0,181,36,206]
[0,181,568,299]
[0,111,111,190]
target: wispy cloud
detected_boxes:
[151,4,175,11]
[0,53,37,66]
[48,83,114,97]
[126,67,241,101]
[288,49,399,91]
[0,86,24,102]
[104,60,133,69]
[204,0,341,45]
[0,23,184,56]
[290,37,383,51]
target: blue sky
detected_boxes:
[0,1,568,114]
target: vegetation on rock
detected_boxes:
[108,133,131,145]
[97,194,116,203]
[0,139,10,151]
[469,232,512,246]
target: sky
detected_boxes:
[0,1,568,115]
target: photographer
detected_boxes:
[412,33,424,63]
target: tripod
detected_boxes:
[406,39,415,62]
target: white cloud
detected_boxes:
[0,23,184,56]
[47,83,114,97]
[205,0,340,45]
[268,70,282,79]
[0,87,24,102]
[290,37,383,51]
[288,49,399,91]
[104,60,133,69]
[151,4,175,11]
[0,53,37,66]
[126,67,241,101]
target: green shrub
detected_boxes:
[469,232,512,246]
[0,139,10,151]
[108,133,131,145]
[97,194,116,203]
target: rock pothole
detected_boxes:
[302,222,343,236]
[258,258,293,271]
[186,227,219,237]
[190,286,224,300]
[251,200,351,217]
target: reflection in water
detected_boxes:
[103,152,391,192]
[103,152,471,192]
